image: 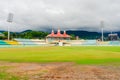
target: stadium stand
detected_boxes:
[4,40,19,45]
[70,40,97,46]
[109,41,120,45]
[82,40,97,45]
[14,38,47,45]
[98,41,109,45]
[1,38,120,46]
[70,40,83,46]
[0,40,9,45]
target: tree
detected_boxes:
[70,34,76,40]
[2,30,49,40]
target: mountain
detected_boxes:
[0,30,5,33]
[66,30,113,39]
[1,29,120,39]
[21,30,120,39]
[21,30,33,33]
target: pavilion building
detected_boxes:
[46,29,71,42]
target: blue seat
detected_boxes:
[0,40,9,45]
[14,39,38,45]
[82,40,97,45]
[109,41,120,45]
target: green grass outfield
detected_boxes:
[0,46,120,64]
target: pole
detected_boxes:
[111,31,112,41]
[102,26,103,42]
[101,21,104,42]
[8,26,10,41]
[7,13,13,41]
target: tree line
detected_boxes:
[0,30,49,40]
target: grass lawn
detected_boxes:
[0,71,23,80]
[0,67,28,80]
[0,46,120,64]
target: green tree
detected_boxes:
[70,34,76,40]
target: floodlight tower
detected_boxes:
[7,13,13,41]
[101,21,104,42]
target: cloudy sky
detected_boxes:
[0,0,120,32]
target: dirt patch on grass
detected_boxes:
[0,62,120,80]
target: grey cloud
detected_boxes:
[0,0,120,32]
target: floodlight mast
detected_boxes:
[7,13,13,41]
[101,21,104,42]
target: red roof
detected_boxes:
[47,30,71,38]
[47,30,55,37]
[63,31,71,38]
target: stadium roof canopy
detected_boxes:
[47,29,71,38]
